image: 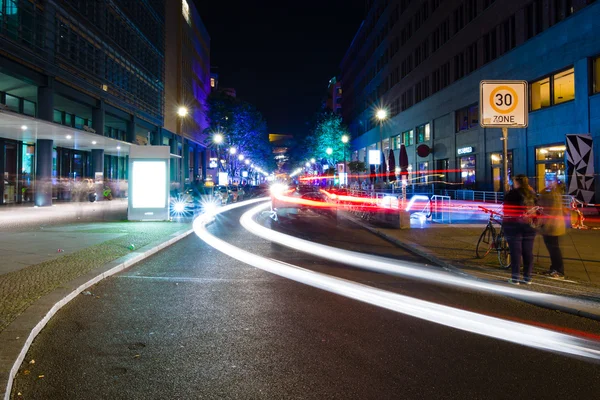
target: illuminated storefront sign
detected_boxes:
[368,149,381,165]
[457,146,474,155]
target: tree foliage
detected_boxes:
[303,112,351,167]
[205,93,275,174]
[348,161,366,174]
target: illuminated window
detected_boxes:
[530,67,574,110]
[594,56,600,94]
[531,77,551,110]
[553,68,574,104]
[401,129,414,146]
[416,123,430,143]
[210,77,215,88]
[455,105,478,132]
[535,145,566,192]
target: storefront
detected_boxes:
[490,151,513,192]
[535,144,566,192]
[458,147,476,188]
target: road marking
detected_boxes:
[193,199,600,361]
[117,275,270,283]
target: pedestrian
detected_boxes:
[503,174,537,285]
[538,180,566,279]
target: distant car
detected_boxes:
[215,185,230,205]
[271,184,336,221]
[228,185,245,202]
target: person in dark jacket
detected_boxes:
[503,174,537,285]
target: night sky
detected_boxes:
[196,0,365,138]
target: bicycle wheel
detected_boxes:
[475,226,494,259]
[496,233,511,269]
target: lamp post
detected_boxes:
[176,106,188,191]
[341,134,349,187]
[375,109,388,184]
[326,148,333,188]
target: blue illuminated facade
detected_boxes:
[342,0,600,200]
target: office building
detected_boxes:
[165,0,211,186]
[342,0,600,201]
[0,0,211,206]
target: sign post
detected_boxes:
[480,81,528,192]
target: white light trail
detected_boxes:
[193,199,600,361]
[240,202,590,307]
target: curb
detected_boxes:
[0,227,194,400]
[340,212,600,322]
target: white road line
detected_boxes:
[193,198,600,361]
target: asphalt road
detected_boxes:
[12,203,600,399]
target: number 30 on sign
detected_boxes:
[480,81,528,128]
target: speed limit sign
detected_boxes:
[480,81,528,128]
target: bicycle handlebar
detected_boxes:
[478,205,503,217]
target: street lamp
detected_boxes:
[245,159,250,165]
[375,108,388,183]
[176,106,189,191]
[310,158,315,164]
[326,147,333,155]
[238,154,245,161]
[229,147,237,155]
[213,133,224,144]
[341,135,349,187]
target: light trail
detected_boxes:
[193,199,600,362]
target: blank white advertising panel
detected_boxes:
[131,161,167,209]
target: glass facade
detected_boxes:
[401,129,414,146]
[535,145,566,192]
[531,67,575,110]
[460,155,476,187]
[490,151,513,192]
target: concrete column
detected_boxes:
[201,149,208,180]
[152,127,162,146]
[193,146,200,182]
[183,142,190,185]
[574,58,590,133]
[92,149,104,201]
[37,77,54,122]
[92,101,105,136]
[0,140,4,205]
[35,139,53,207]
[169,137,177,184]
[126,118,136,143]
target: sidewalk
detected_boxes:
[371,220,600,290]
[0,200,194,333]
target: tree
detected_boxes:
[348,161,366,174]
[304,111,350,168]
[205,93,275,176]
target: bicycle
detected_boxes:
[476,206,511,269]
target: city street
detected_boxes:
[12,201,600,399]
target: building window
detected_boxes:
[456,105,479,132]
[526,0,544,40]
[530,67,574,111]
[535,145,566,192]
[531,77,551,110]
[23,100,35,117]
[402,129,414,146]
[53,110,63,124]
[490,152,513,192]
[210,77,215,88]
[553,68,575,104]
[483,29,497,63]
[593,55,600,94]
[416,123,430,143]
[460,156,476,187]
[554,0,574,23]
[5,94,19,112]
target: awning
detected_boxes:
[0,109,133,156]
